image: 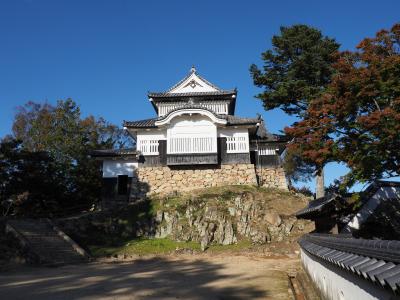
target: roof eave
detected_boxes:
[124,125,158,130]
[123,119,158,129]
[90,149,138,159]
[148,96,159,114]
[226,122,259,127]
[147,90,237,98]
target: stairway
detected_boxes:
[6,219,90,266]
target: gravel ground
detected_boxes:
[0,254,298,300]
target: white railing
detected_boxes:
[137,139,159,155]
[159,102,182,116]
[168,137,216,154]
[199,102,228,115]
[258,146,277,156]
[226,136,248,153]
[158,101,228,116]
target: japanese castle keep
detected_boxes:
[93,67,288,203]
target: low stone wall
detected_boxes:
[137,164,257,195]
[256,167,288,190]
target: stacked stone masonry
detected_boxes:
[133,164,287,196]
[256,167,288,190]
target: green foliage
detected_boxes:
[288,185,313,197]
[0,137,64,216]
[250,25,339,187]
[1,99,131,217]
[282,146,315,184]
[250,24,339,117]
[89,238,253,257]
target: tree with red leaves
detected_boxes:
[286,23,400,187]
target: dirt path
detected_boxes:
[0,254,299,300]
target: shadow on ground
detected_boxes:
[0,257,278,300]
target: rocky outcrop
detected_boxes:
[56,187,311,251]
[154,190,308,249]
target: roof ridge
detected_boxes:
[194,72,223,92]
[165,69,194,93]
[150,68,231,95]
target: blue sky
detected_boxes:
[0,0,399,191]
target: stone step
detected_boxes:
[6,219,89,265]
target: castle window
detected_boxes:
[137,139,159,155]
[226,134,249,153]
[258,146,277,156]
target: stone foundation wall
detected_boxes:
[130,164,288,196]
[256,167,288,190]
[136,164,257,195]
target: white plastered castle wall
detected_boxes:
[136,130,166,141]
[102,160,138,178]
[135,119,251,156]
[167,115,217,137]
[167,115,218,153]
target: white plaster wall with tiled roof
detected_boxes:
[134,113,254,155]
[136,130,166,155]
[102,160,138,178]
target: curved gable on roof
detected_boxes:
[123,113,260,129]
[155,106,227,126]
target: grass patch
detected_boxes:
[89,237,254,257]
[207,240,252,252]
[89,238,201,257]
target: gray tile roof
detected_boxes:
[124,106,260,128]
[295,181,400,220]
[166,69,224,92]
[250,134,290,143]
[148,68,236,98]
[124,118,157,128]
[90,148,137,157]
[148,90,236,98]
[295,194,339,219]
[361,181,400,202]
[299,233,400,294]
[225,115,259,125]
